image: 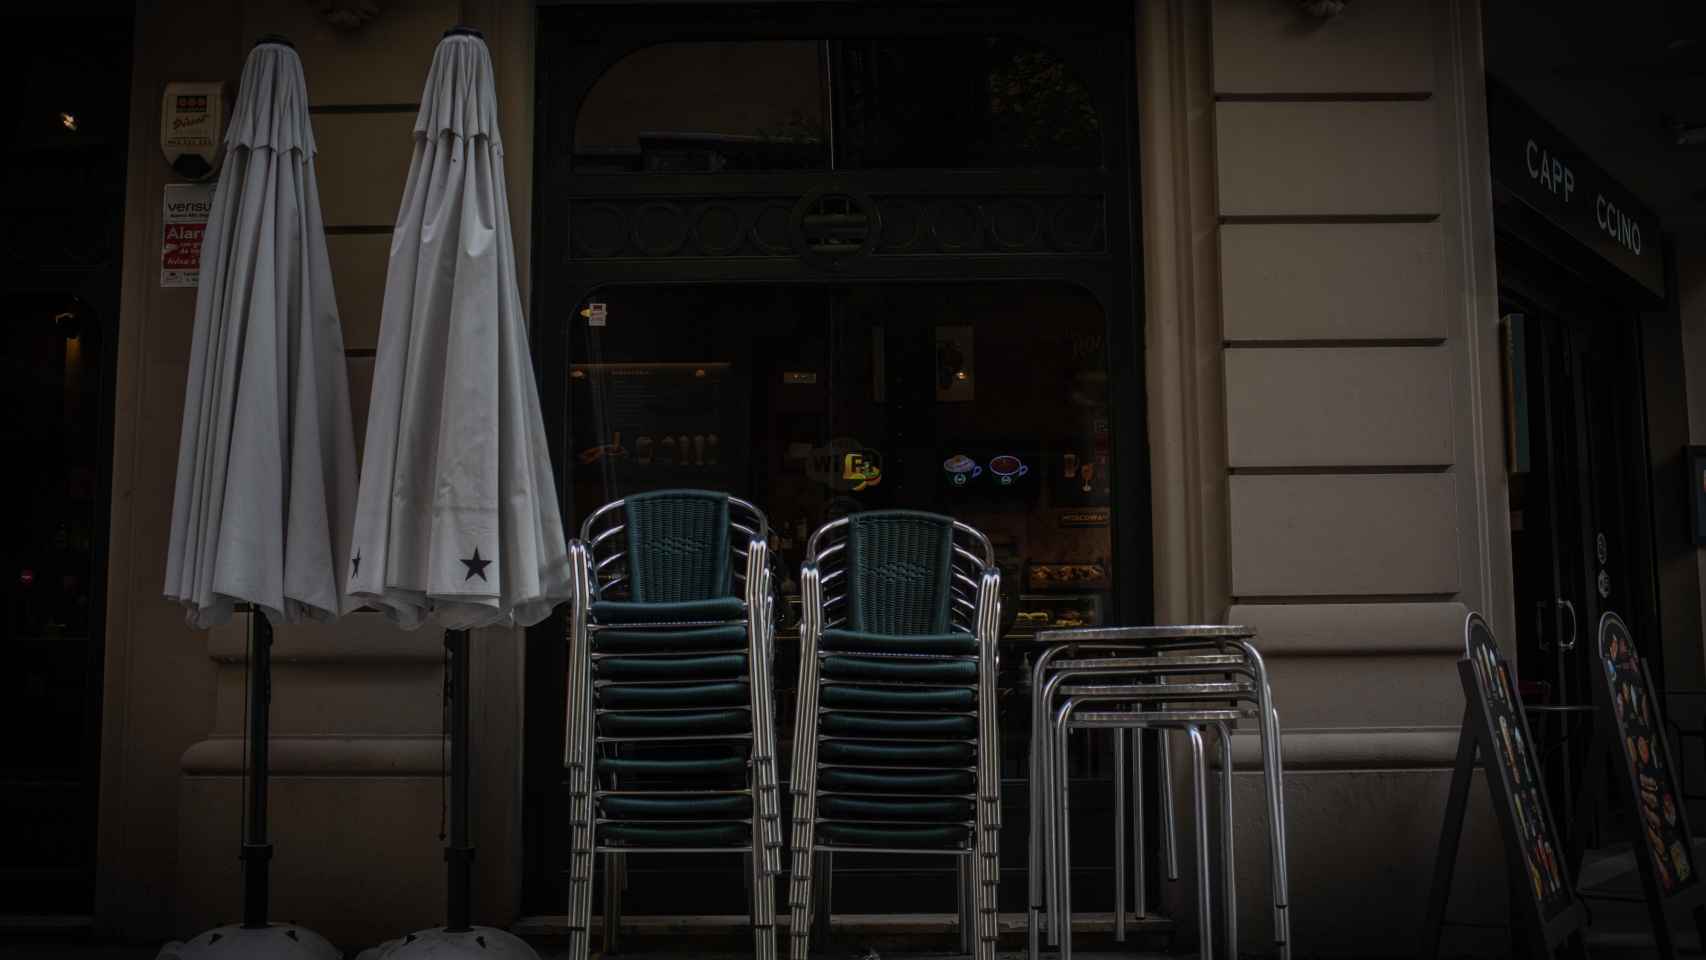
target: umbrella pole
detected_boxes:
[446,628,474,932]
[241,611,274,929]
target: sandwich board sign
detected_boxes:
[1571,613,1706,959]
[1422,612,1587,959]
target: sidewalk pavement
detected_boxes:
[0,950,1178,960]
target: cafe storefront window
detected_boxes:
[568,281,1116,636]
[528,1,1143,919]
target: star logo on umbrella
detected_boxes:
[461,548,492,582]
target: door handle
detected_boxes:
[1556,599,1578,652]
[1538,599,1579,652]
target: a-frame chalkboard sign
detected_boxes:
[1569,612,1706,958]
[1422,612,1589,959]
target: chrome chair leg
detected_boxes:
[982,793,1001,951]
[1042,703,1062,948]
[1216,721,1236,960]
[1161,726,1180,882]
[786,828,812,960]
[973,850,997,960]
[1028,649,1057,957]
[1187,726,1213,960]
[788,580,823,960]
[1052,712,1074,960]
[1233,639,1288,955]
[1132,726,1146,920]
[786,799,809,938]
[1045,695,1062,948]
[1027,746,1042,959]
[751,815,777,960]
[574,702,598,960]
[1037,692,1064,954]
[564,553,594,960]
[748,616,782,877]
[566,645,596,960]
[1269,705,1291,959]
[1115,728,1127,942]
[974,594,1000,959]
[791,635,822,960]
[747,551,785,878]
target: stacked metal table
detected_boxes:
[1028,625,1291,960]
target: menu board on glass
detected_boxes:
[569,362,748,496]
[1588,612,1706,958]
[1422,613,1585,960]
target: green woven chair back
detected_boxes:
[843,510,957,636]
[622,490,733,603]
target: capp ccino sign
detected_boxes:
[1489,80,1663,298]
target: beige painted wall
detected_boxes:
[100,0,534,946]
[1138,0,1513,952]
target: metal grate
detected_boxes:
[797,193,873,260]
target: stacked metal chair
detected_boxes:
[564,490,782,960]
[788,511,1002,960]
[1028,625,1291,960]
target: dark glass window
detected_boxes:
[572,36,1101,172]
[569,282,1115,637]
[574,42,830,172]
[834,36,1102,169]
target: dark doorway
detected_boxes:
[1499,234,1662,852]
[526,1,1148,926]
[0,11,132,919]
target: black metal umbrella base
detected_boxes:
[354,927,542,960]
[157,923,342,960]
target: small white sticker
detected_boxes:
[581,301,607,327]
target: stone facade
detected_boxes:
[96,1,1703,955]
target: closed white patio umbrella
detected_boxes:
[354,27,560,960]
[345,28,568,633]
[163,40,357,631]
[159,36,347,960]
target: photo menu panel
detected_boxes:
[1464,622,1573,921]
[1601,619,1696,896]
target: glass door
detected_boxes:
[1502,255,1659,852]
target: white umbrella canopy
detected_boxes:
[163,39,358,630]
[352,32,552,960]
[347,29,568,631]
[158,37,348,960]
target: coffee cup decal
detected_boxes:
[943,454,981,486]
[989,454,1028,485]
